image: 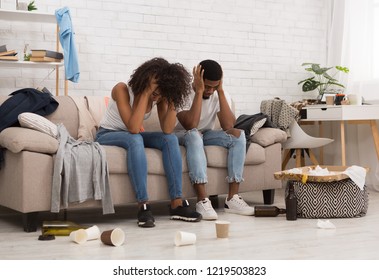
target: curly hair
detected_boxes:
[128,57,191,109]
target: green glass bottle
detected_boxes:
[41,221,87,236]
[254,206,286,217]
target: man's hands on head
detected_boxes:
[192,64,204,95]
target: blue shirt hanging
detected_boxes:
[55,7,80,83]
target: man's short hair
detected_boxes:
[199,59,222,81]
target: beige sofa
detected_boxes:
[0,95,287,232]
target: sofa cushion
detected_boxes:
[251,127,287,147]
[18,112,58,138]
[0,127,59,154]
[205,144,265,168]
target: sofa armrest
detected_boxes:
[250,127,287,147]
[0,127,58,154]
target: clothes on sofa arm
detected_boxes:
[0,88,59,133]
[234,113,274,151]
[52,124,114,214]
[260,98,299,136]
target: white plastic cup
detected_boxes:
[85,225,101,241]
[70,229,88,245]
[215,220,231,238]
[174,231,197,247]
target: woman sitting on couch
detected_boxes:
[95,57,202,227]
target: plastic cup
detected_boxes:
[85,225,101,241]
[174,231,197,247]
[70,229,88,244]
[101,228,125,247]
[215,220,230,238]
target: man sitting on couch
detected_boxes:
[175,59,254,220]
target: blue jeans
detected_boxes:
[96,127,182,202]
[176,128,246,184]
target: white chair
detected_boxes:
[282,120,334,169]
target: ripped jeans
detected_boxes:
[175,128,246,184]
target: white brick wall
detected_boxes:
[0,0,328,115]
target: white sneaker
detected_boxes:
[224,194,254,216]
[196,198,218,220]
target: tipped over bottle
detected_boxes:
[254,206,286,217]
[41,221,88,236]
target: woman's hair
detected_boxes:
[128,57,191,109]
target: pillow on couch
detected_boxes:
[0,127,59,154]
[251,127,287,147]
[18,112,58,138]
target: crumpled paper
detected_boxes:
[342,165,366,190]
[317,219,336,229]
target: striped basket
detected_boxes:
[291,179,369,218]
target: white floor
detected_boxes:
[0,188,378,260]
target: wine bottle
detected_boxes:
[285,181,297,221]
[254,206,286,217]
[41,221,88,236]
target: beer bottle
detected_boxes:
[285,181,297,221]
[254,206,286,217]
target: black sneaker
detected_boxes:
[137,204,155,228]
[169,200,202,222]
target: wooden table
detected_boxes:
[300,104,379,166]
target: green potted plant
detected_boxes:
[298,63,349,102]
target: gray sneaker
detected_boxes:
[224,194,254,216]
[196,198,218,220]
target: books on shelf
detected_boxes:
[0,48,18,61]
[0,55,19,61]
[31,49,64,60]
[29,56,63,62]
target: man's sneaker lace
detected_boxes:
[137,204,155,228]
[224,194,254,216]
[196,198,218,220]
[170,200,202,222]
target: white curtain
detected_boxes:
[327,0,379,191]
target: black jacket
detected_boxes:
[234,112,274,151]
[0,88,59,133]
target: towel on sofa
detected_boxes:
[51,124,114,214]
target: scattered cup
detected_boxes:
[325,95,334,106]
[174,231,197,247]
[85,225,101,241]
[215,220,231,238]
[101,228,125,247]
[70,229,88,245]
